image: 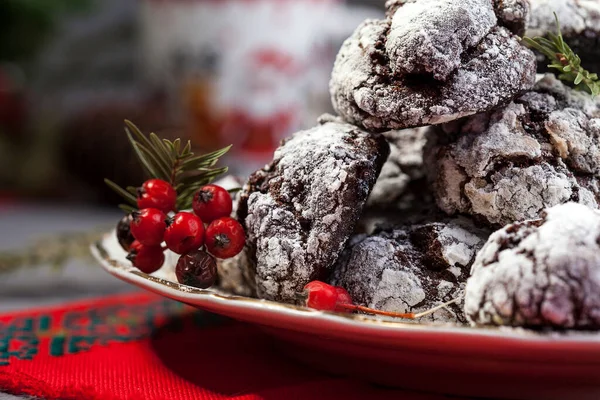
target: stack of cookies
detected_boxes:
[223,0,600,330]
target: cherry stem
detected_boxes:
[339,304,415,319]
[338,297,462,320]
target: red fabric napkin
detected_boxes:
[0,293,449,400]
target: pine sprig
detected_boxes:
[523,13,600,97]
[105,120,231,212]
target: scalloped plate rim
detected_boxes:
[91,231,600,353]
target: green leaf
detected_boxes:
[149,133,173,169]
[126,133,161,179]
[182,156,221,170]
[136,141,171,180]
[522,14,599,98]
[179,167,228,186]
[124,120,154,152]
[104,179,137,206]
[181,141,192,157]
[588,82,600,97]
[107,121,233,211]
[163,139,175,152]
[181,145,232,168]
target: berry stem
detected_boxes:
[337,297,462,319]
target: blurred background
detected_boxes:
[0,0,385,314]
[0,0,385,208]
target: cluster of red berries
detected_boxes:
[117,179,245,289]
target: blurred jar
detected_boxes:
[140,0,380,175]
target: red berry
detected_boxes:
[127,241,165,274]
[130,208,167,246]
[303,281,338,311]
[137,179,177,213]
[334,286,354,313]
[175,250,218,289]
[192,185,233,223]
[164,212,205,254]
[205,217,245,259]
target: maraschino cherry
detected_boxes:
[303,281,459,319]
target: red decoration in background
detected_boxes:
[220,108,295,154]
[0,293,440,400]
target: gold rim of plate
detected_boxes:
[92,233,600,343]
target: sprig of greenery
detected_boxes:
[522,13,600,97]
[105,120,231,213]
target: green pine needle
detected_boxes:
[522,13,600,97]
[105,121,231,212]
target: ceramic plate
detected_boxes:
[91,231,600,400]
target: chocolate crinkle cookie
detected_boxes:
[425,74,600,227]
[367,126,429,209]
[465,203,600,329]
[331,218,490,324]
[527,0,600,73]
[330,0,536,131]
[238,117,389,303]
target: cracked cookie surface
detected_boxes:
[330,0,536,131]
[425,74,600,227]
[331,218,489,324]
[238,117,389,302]
[465,202,600,329]
[367,126,429,209]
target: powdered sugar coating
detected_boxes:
[385,0,530,35]
[367,127,429,208]
[330,1,536,131]
[465,203,600,329]
[495,0,530,35]
[426,74,600,227]
[331,218,489,324]
[216,248,256,297]
[383,127,429,180]
[385,0,497,81]
[238,118,389,302]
